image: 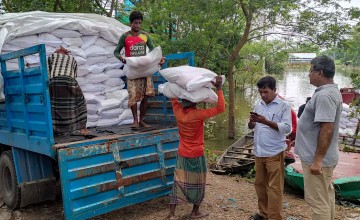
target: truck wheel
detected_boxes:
[0,150,21,210]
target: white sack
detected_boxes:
[124,46,162,80]
[86,73,108,84]
[97,118,121,127]
[81,83,106,92]
[84,93,100,104]
[7,35,39,48]
[159,66,220,91]
[98,98,121,113]
[87,103,99,115]
[118,109,133,121]
[99,108,124,119]
[85,45,109,57]
[104,68,124,77]
[51,29,82,38]
[25,55,40,64]
[74,56,86,65]
[159,82,218,103]
[88,114,99,122]
[0,74,4,101]
[38,33,64,47]
[118,118,134,126]
[62,37,83,47]
[106,56,119,63]
[105,62,123,70]
[105,89,128,103]
[342,103,351,112]
[86,121,97,128]
[77,65,90,76]
[88,63,107,74]
[95,38,115,47]
[76,76,88,87]
[81,35,98,50]
[67,46,86,58]
[1,44,22,52]
[105,85,125,93]
[85,56,107,66]
[104,77,124,87]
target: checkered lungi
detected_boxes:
[169,155,207,205]
[49,76,87,134]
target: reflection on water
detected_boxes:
[204,69,352,152]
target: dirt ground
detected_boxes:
[0,172,359,220]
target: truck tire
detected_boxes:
[0,150,21,210]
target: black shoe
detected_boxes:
[249,213,266,220]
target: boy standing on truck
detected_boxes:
[48,46,88,135]
[114,10,164,129]
[166,76,224,219]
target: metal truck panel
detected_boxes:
[0,45,55,158]
[58,128,179,220]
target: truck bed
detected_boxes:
[53,122,177,146]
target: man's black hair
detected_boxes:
[311,55,335,78]
[129,11,143,23]
[256,76,276,90]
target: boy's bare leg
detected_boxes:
[139,96,150,127]
[130,104,139,128]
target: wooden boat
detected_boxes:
[210,132,255,175]
[285,149,360,202]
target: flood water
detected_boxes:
[204,69,353,152]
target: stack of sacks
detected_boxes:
[338,103,360,146]
[0,11,136,128]
[158,66,225,103]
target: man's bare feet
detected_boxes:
[80,129,89,135]
[139,121,150,128]
[164,214,176,220]
[190,211,209,219]
[131,121,139,128]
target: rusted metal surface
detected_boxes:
[72,163,115,179]
[118,154,160,169]
[117,170,164,187]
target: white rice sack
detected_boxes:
[86,73,108,84]
[118,109,133,121]
[81,83,106,92]
[74,56,86,65]
[85,45,109,57]
[5,62,18,70]
[105,85,125,93]
[99,108,124,119]
[95,95,106,101]
[339,123,346,129]
[120,100,129,109]
[187,75,226,92]
[104,69,124,77]
[85,56,107,66]
[0,74,4,101]
[51,29,82,38]
[349,118,359,123]
[84,93,100,104]
[105,62,123,70]
[98,98,121,113]
[87,103,99,115]
[124,46,162,80]
[87,114,99,122]
[1,44,22,52]
[159,66,218,91]
[45,45,56,55]
[86,121,97,128]
[67,46,87,58]
[88,63,107,74]
[38,33,64,47]
[118,118,134,126]
[25,55,40,64]
[340,118,351,124]
[341,111,348,118]
[76,76,87,86]
[105,46,117,57]
[62,37,83,47]
[104,77,124,87]
[342,103,351,112]
[97,118,121,127]
[159,82,218,103]
[7,35,39,48]
[77,65,90,76]
[95,38,115,47]
[81,35,98,50]
[106,56,119,64]
[105,89,128,102]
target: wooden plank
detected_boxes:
[224,156,255,161]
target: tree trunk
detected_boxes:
[227,2,252,139]
[2,0,11,12]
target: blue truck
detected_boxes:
[0,44,194,219]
